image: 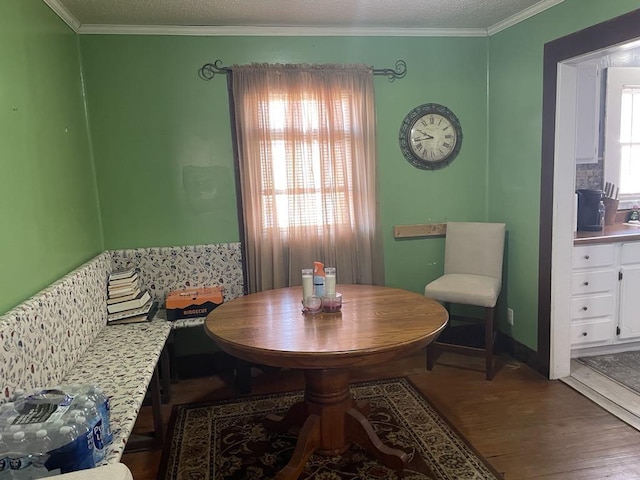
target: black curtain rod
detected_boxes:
[198,59,407,82]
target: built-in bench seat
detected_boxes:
[0,252,171,467]
[0,242,244,471]
[61,319,171,463]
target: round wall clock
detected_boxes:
[399,103,463,170]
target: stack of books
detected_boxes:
[107,269,156,325]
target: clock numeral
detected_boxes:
[445,134,453,139]
[442,126,449,131]
[443,142,451,148]
[429,116,435,124]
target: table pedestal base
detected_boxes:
[264,368,409,480]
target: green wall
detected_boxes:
[79,35,489,295]
[488,0,640,350]
[0,0,102,314]
[5,0,640,358]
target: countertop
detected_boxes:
[574,223,640,245]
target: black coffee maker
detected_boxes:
[576,189,604,231]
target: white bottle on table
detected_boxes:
[325,267,336,296]
[301,269,313,300]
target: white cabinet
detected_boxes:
[570,244,616,347]
[618,243,640,339]
[574,63,601,165]
[572,241,640,353]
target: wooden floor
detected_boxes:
[122,350,640,480]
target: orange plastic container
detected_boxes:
[165,286,223,321]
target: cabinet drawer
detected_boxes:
[573,244,615,269]
[621,242,640,265]
[570,294,615,319]
[570,319,613,346]
[571,270,616,295]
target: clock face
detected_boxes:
[399,104,463,170]
[409,114,457,162]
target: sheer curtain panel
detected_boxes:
[231,63,384,293]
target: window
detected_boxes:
[619,86,640,195]
[604,67,640,206]
[258,93,355,232]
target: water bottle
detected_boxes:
[30,429,53,479]
[72,417,91,438]
[80,402,104,463]
[64,410,82,422]
[46,421,64,440]
[0,434,9,480]
[0,407,18,434]
[86,387,112,446]
[598,200,606,230]
[7,431,31,479]
[22,423,43,436]
[53,426,76,474]
[52,426,95,474]
[0,403,18,423]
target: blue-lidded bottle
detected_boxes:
[313,262,325,297]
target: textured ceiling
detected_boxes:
[50,0,562,32]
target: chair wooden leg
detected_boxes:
[484,306,495,380]
[426,302,448,372]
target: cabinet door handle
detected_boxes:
[582,332,588,336]
[582,306,588,311]
[584,255,590,260]
[583,281,589,286]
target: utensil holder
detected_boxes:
[603,198,619,226]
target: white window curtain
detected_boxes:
[231,63,384,293]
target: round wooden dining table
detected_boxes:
[205,284,448,480]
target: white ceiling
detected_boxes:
[43,0,564,36]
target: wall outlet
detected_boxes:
[507,308,514,326]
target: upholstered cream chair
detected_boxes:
[424,221,506,380]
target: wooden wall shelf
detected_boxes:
[393,223,447,239]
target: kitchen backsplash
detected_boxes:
[576,159,603,190]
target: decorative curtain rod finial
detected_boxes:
[198,59,231,80]
[372,60,407,82]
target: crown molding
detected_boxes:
[42,0,80,33]
[77,24,487,37]
[488,0,565,36]
[46,0,565,38]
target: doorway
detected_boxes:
[540,9,640,380]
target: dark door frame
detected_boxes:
[538,8,640,377]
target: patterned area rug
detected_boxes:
[158,377,502,480]
[578,351,640,394]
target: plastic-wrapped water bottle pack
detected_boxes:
[0,384,112,479]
